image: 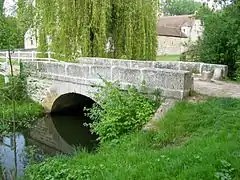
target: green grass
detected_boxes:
[25,97,240,180]
[156,54,180,61]
[0,75,44,134]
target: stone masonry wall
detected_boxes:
[22,61,194,99]
[78,58,228,78]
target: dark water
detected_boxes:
[0,114,98,177]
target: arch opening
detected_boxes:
[51,93,95,117]
[50,93,98,152]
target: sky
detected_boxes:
[3,0,223,16]
[3,0,16,16]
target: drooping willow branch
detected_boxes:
[34,0,159,61]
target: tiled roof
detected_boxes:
[157,15,195,38]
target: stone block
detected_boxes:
[141,68,189,90]
[111,60,131,68]
[212,68,223,80]
[201,63,228,77]
[47,62,66,75]
[215,65,228,78]
[130,60,153,68]
[179,62,200,73]
[66,64,89,78]
[79,58,112,66]
[22,61,38,75]
[89,65,112,80]
[162,89,185,99]
[184,73,194,90]
[153,61,180,70]
[112,67,142,84]
[37,62,50,73]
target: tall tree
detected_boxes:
[192,1,240,79]
[33,0,159,61]
[17,0,36,33]
[161,0,202,15]
[0,0,4,15]
[0,16,24,49]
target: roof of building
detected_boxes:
[157,14,196,38]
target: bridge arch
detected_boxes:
[44,92,99,152]
[51,92,95,115]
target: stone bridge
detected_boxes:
[22,58,228,113]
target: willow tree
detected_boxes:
[0,0,4,15]
[35,0,159,61]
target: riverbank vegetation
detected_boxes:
[25,96,240,179]
[0,75,43,135]
[85,81,161,143]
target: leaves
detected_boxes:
[0,16,23,50]
[85,80,160,143]
[29,0,158,61]
[0,0,4,15]
[189,2,240,79]
[161,0,202,16]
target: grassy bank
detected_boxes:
[0,75,44,134]
[25,97,240,179]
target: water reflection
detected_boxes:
[29,115,98,154]
[0,114,98,178]
[0,135,26,177]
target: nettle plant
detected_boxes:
[85,78,161,143]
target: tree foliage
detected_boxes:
[161,0,202,16]
[16,0,36,34]
[34,0,159,61]
[0,16,23,50]
[191,2,240,79]
[0,0,4,15]
[85,80,159,143]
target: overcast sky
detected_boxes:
[3,0,221,16]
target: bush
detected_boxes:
[191,3,240,79]
[0,75,28,102]
[85,80,160,143]
[0,75,43,135]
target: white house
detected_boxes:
[156,14,203,55]
[24,28,37,49]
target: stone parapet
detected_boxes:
[78,58,228,78]
[22,61,194,99]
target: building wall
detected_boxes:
[157,19,203,55]
[189,19,203,42]
[157,36,188,55]
[24,29,37,49]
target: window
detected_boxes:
[30,37,34,46]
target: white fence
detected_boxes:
[0,51,59,78]
[0,51,59,63]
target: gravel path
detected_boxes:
[194,78,240,98]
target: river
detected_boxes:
[0,114,98,178]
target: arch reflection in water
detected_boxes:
[29,115,98,154]
[29,93,99,154]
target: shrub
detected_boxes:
[190,3,240,79]
[0,75,27,102]
[85,80,160,143]
[0,75,43,135]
